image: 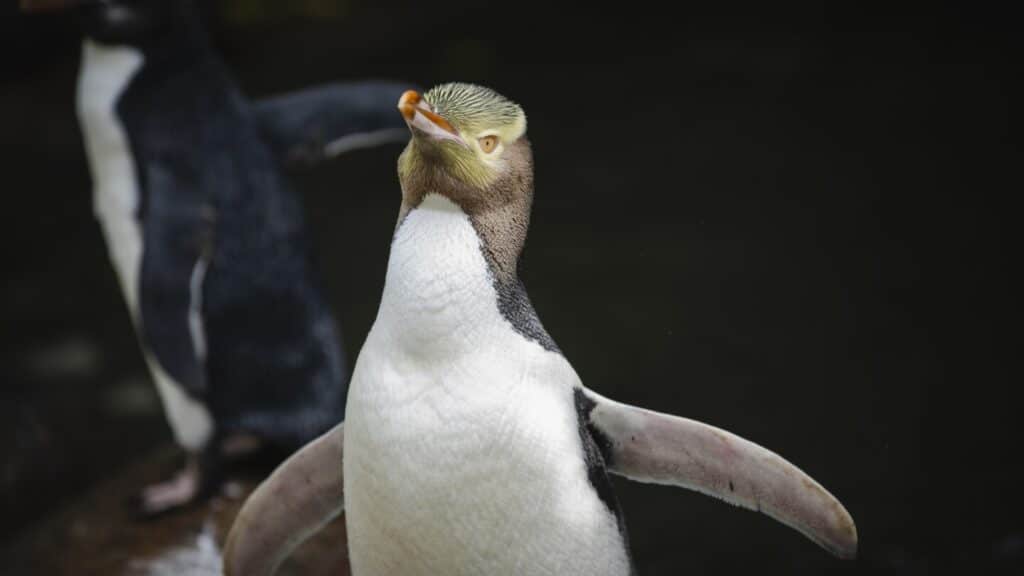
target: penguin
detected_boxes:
[223,84,858,575]
[22,0,415,515]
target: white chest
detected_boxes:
[77,39,145,313]
[343,195,630,576]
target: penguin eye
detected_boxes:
[478,135,499,154]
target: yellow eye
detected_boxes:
[478,135,499,154]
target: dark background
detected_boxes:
[1,1,1018,574]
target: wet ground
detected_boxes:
[0,446,349,576]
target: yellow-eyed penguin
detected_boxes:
[223,83,858,575]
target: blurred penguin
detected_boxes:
[21,0,415,515]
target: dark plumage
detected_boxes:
[62,0,415,513]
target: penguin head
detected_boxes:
[77,0,176,48]
[21,0,191,51]
[398,83,532,206]
[397,83,534,277]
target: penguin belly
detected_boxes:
[76,39,213,451]
[343,195,631,576]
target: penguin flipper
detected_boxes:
[224,423,346,576]
[251,81,415,168]
[138,189,214,400]
[579,389,858,559]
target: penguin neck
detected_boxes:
[378,194,523,357]
[397,138,535,284]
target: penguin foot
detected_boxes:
[129,457,201,518]
[127,435,292,519]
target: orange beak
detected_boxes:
[397,90,420,122]
[398,90,463,143]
